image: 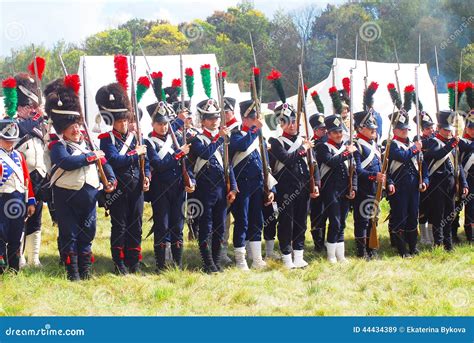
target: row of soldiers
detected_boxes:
[0,56,472,281]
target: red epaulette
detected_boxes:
[98,132,111,140]
[48,140,60,150]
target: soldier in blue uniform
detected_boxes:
[0,115,36,274]
[145,101,195,271]
[308,113,327,253]
[316,114,357,263]
[190,99,237,273]
[13,72,47,268]
[353,110,387,259]
[424,110,469,251]
[387,110,428,257]
[96,82,151,274]
[415,112,436,245]
[268,104,319,269]
[458,111,474,242]
[229,99,275,270]
[45,78,116,281]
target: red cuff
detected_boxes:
[368,175,376,182]
[342,151,350,157]
[411,148,419,154]
[451,141,459,148]
[174,150,186,160]
[126,150,137,156]
[86,154,98,163]
[298,149,306,156]
[100,157,107,164]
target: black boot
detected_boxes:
[465,225,472,242]
[154,243,167,273]
[311,228,325,253]
[389,228,397,248]
[199,242,218,274]
[64,254,80,281]
[211,239,223,272]
[111,247,128,275]
[407,230,419,256]
[0,255,7,274]
[365,238,378,260]
[355,238,368,259]
[394,230,409,258]
[171,241,183,270]
[8,250,20,273]
[78,253,93,280]
[126,247,142,274]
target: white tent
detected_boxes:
[285,58,446,140]
[78,54,245,137]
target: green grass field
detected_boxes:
[0,200,472,316]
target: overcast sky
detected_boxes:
[0,0,343,57]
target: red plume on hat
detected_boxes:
[28,56,46,80]
[114,55,128,91]
[64,74,81,95]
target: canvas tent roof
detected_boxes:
[78,54,245,137]
[284,58,446,140]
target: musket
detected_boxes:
[332,33,338,87]
[298,64,317,195]
[414,34,423,190]
[58,49,68,76]
[434,46,440,115]
[215,68,231,194]
[31,44,43,106]
[130,33,146,188]
[454,50,463,200]
[348,35,358,196]
[363,43,369,91]
[368,43,400,249]
[82,56,114,192]
[249,32,271,202]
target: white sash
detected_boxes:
[231,131,260,167]
[193,135,223,175]
[109,132,135,156]
[273,136,304,174]
[49,141,90,185]
[319,142,347,179]
[148,135,174,160]
[390,139,419,174]
[0,150,24,183]
[357,138,380,169]
[428,137,454,176]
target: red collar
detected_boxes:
[327,139,341,147]
[203,129,219,141]
[463,133,473,140]
[435,133,449,143]
[242,125,251,132]
[357,133,372,143]
[112,129,128,140]
[282,131,297,140]
[226,117,238,127]
[393,135,408,144]
[313,134,322,141]
[151,130,167,140]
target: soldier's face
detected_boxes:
[466,127,474,138]
[315,127,327,137]
[63,123,81,142]
[203,117,220,131]
[422,126,434,137]
[153,122,169,136]
[328,130,343,143]
[360,127,376,140]
[0,139,15,151]
[438,127,453,139]
[281,119,297,135]
[225,111,234,123]
[393,128,408,139]
[114,119,128,134]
